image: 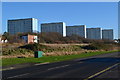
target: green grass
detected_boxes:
[2,50,119,66]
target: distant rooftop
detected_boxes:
[67,25,86,27]
[41,22,65,25]
[8,18,37,21]
[102,29,113,30]
[87,27,101,29]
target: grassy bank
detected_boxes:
[2,50,118,67]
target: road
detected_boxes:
[2,52,120,80]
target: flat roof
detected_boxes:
[86,27,101,29]
[8,18,36,21]
[41,22,65,25]
[102,29,113,31]
[67,25,85,27]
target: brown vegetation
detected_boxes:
[1,32,119,58]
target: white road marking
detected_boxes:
[0,67,14,71]
[6,64,70,79]
[78,62,83,63]
[10,67,14,69]
[34,62,49,65]
[47,64,70,70]
[8,73,30,78]
[1,62,50,71]
[74,59,82,61]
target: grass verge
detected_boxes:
[2,50,119,67]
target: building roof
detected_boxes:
[8,18,36,21]
[67,25,86,27]
[41,22,65,25]
[86,27,101,29]
[102,29,113,31]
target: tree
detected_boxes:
[2,32,11,40]
[39,32,63,43]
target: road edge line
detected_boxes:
[84,63,119,80]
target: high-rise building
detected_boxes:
[41,22,66,37]
[66,25,86,38]
[8,18,38,35]
[102,29,113,40]
[86,28,102,39]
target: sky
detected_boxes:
[2,2,118,39]
[1,0,119,2]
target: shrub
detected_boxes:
[2,48,33,55]
[19,43,49,51]
[82,43,114,50]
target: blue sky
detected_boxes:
[2,2,118,39]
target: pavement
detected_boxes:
[1,52,120,80]
[97,64,120,78]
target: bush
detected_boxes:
[19,43,82,53]
[19,43,49,51]
[2,48,33,55]
[82,43,114,50]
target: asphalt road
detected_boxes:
[2,52,120,80]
